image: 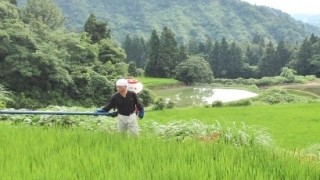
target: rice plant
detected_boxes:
[0,125,319,179]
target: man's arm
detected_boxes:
[103,95,116,112]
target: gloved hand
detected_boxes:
[109,111,118,117]
[94,108,107,116]
[138,110,144,119]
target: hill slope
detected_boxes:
[18,0,320,43]
[292,14,320,27]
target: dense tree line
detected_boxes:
[0,0,127,108]
[122,29,320,84]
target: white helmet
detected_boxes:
[116,78,128,87]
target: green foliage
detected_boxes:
[153,98,166,110]
[211,75,316,87]
[212,100,223,108]
[98,38,126,64]
[127,61,138,76]
[144,30,160,77]
[152,97,175,110]
[138,89,155,107]
[257,88,319,104]
[30,0,320,43]
[0,0,130,108]
[0,1,19,20]
[226,100,252,107]
[145,27,179,78]
[84,13,111,43]
[20,0,65,30]
[122,35,147,68]
[0,85,12,108]
[175,55,213,85]
[280,67,296,82]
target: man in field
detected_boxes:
[95,78,144,135]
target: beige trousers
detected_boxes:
[118,113,138,135]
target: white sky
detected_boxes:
[241,0,320,15]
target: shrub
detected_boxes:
[212,100,223,107]
[166,100,175,109]
[0,85,12,108]
[152,97,175,110]
[227,100,252,107]
[153,98,166,110]
[139,89,155,107]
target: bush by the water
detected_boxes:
[257,88,320,104]
[211,74,316,87]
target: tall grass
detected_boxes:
[145,103,320,150]
[1,125,319,179]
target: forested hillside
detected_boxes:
[17,0,320,43]
[2,0,320,109]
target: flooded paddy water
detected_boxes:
[152,86,258,107]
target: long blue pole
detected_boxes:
[0,110,113,116]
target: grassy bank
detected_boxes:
[1,125,319,179]
[143,103,320,150]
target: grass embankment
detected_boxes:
[143,103,320,150]
[1,125,319,179]
[136,77,181,89]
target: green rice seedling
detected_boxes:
[1,125,320,179]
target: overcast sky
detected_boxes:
[241,0,320,15]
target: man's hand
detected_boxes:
[94,108,107,116]
[109,111,118,117]
[138,110,144,119]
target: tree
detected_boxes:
[122,35,132,61]
[274,41,291,75]
[226,42,243,78]
[20,0,65,30]
[158,27,179,77]
[98,38,126,64]
[84,13,111,43]
[211,38,230,78]
[128,61,138,76]
[208,41,220,78]
[187,37,199,55]
[294,38,313,75]
[175,55,213,85]
[0,1,19,20]
[10,0,17,5]
[245,45,262,65]
[177,44,188,64]
[204,37,213,55]
[258,41,276,77]
[145,30,160,77]
[310,39,320,77]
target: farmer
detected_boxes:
[95,78,144,135]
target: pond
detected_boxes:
[201,88,258,104]
[152,87,258,107]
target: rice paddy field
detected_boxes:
[1,102,320,179]
[1,78,320,179]
[1,124,320,179]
